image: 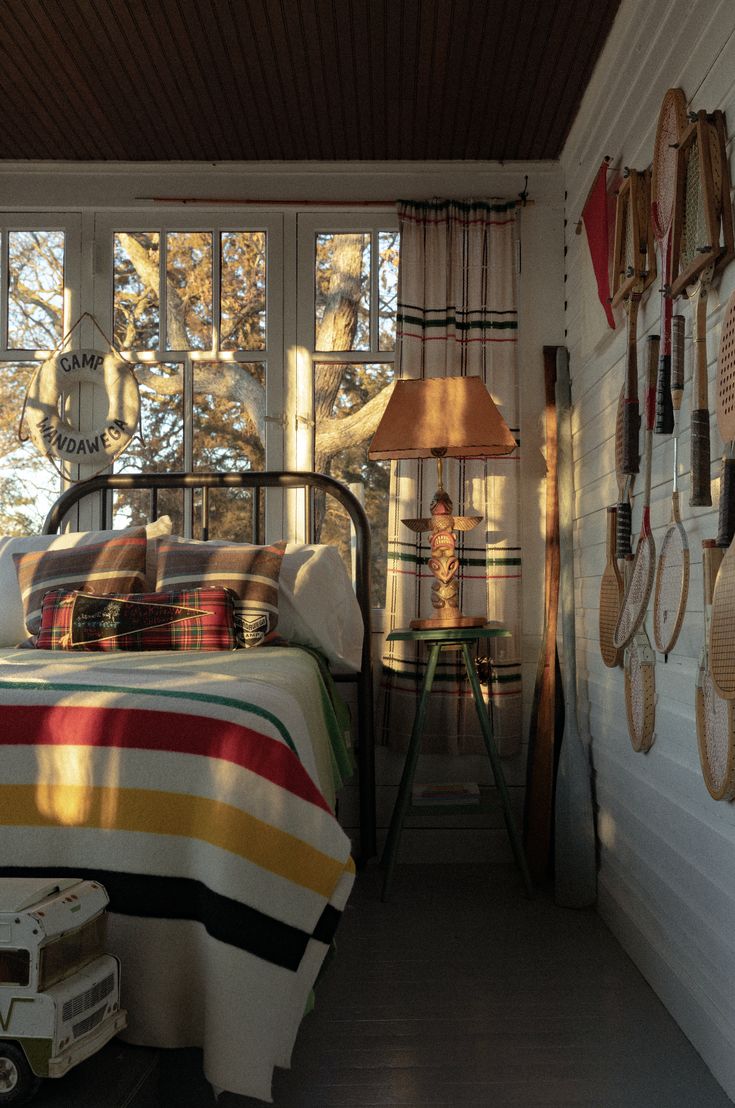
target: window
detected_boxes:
[297,216,399,606]
[0,210,399,605]
[0,948,30,987]
[0,216,81,533]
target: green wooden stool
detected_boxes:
[381,625,533,901]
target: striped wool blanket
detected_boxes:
[0,646,355,1102]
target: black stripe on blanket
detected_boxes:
[0,867,342,972]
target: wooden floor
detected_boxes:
[32,864,732,1107]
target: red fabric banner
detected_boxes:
[582,161,616,329]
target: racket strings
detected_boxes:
[652,92,685,238]
[709,564,735,696]
[696,668,735,800]
[600,573,622,667]
[653,528,689,653]
[615,541,654,647]
[625,640,654,751]
[717,293,735,419]
[682,139,707,268]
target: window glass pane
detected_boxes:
[193,361,265,539]
[220,231,266,351]
[166,232,213,350]
[0,361,60,534]
[114,232,160,350]
[314,362,393,606]
[113,362,185,532]
[378,231,399,351]
[315,233,370,351]
[7,230,65,349]
[0,949,30,986]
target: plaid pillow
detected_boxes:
[156,539,287,648]
[36,588,238,651]
[13,530,147,638]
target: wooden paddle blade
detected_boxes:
[600,507,624,667]
[709,540,735,698]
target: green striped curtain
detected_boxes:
[378,199,522,757]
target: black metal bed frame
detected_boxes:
[42,470,376,863]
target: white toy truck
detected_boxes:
[0,877,127,1105]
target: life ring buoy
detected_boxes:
[25,349,140,465]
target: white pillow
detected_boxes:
[0,516,172,647]
[279,543,363,672]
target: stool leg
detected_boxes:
[381,642,441,901]
[461,643,534,897]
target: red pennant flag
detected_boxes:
[582,161,616,330]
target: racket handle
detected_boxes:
[717,456,735,547]
[655,352,674,433]
[671,314,685,402]
[690,409,712,507]
[616,500,632,558]
[621,400,640,474]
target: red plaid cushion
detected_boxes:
[36,588,238,651]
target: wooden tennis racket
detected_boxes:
[696,540,735,799]
[599,506,623,667]
[715,290,735,550]
[614,334,659,649]
[651,88,688,435]
[671,112,727,507]
[653,314,690,655]
[708,292,735,699]
[624,627,656,753]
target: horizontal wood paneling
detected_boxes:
[561,0,735,1099]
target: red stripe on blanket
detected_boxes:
[1,704,331,813]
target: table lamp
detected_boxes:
[368,376,517,629]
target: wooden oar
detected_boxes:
[524,346,561,881]
[554,346,597,907]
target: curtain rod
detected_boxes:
[134,195,535,207]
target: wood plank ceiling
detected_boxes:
[0,0,621,162]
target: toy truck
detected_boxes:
[0,877,127,1105]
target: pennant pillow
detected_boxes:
[36,588,238,651]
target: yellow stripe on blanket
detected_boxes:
[0,784,353,897]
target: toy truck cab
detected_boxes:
[0,878,127,1105]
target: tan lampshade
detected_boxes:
[368,376,516,460]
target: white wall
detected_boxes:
[562,0,735,1098]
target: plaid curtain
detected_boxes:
[378,199,522,756]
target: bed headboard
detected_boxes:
[42,469,376,864]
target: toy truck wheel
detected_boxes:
[0,1044,41,1105]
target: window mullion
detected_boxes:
[212,231,221,355]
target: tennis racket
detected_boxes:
[672,112,722,506]
[651,88,688,435]
[708,292,735,699]
[614,334,660,649]
[624,628,656,753]
[653,314,690,655]
[599,506,624,667]
[715,290,735,549]
[696,540,735,799]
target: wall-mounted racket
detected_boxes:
[708,290,735,699]
[696,540,735,799]
[651,88,688,435]
[615,335,660,649]
[599,505,624,667]
[653,314,690,655]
